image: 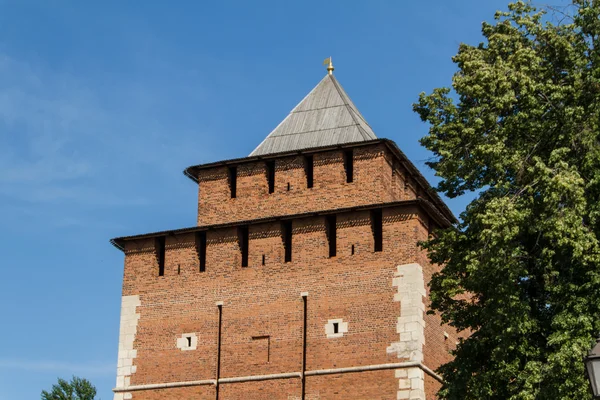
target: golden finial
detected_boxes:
[323,57,334,75]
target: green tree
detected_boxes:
[41,376,97,400]
[414,1,600,398]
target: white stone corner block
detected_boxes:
[390,264,427,400]
[395,369,408,378]
[114,295,140,391]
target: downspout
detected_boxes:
[301,292,308,399]
[215,301,223,400]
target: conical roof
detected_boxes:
[250,74,377,156]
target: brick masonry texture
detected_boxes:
[196,144,423,226]
[114,143,458,399]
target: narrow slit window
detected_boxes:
[326,215,337,257]
[282,221,292,263]
[239,226,249,267]
[304,155,314,188]
[262,254,266,266]
[228,166,237,198]
[344,150,353,183]
[351,244,355,255]
[333,322,339,334]
[186,336,192,347]
[371,209,383,252]
[266,161,275,194]
[156,237,165,276]
[195,231,207,272]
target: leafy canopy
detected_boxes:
[414,1,600,399]
[41,376,97,400]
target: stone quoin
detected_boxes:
[110,65,459,400]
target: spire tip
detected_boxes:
[323,57,334,75]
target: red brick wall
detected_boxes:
[219,380,302,400]
[425,374,443,400]
[131,386,214,400]
[129,373,399,400]
[117,143,458,399]
[195,144,411,226]
[414,210,459,376]
[121,206,447,397]
[304,370,398,399]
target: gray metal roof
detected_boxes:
[250,74,377,156]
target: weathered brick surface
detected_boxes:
[196,144,411,226]
[130,372,398,400]
[425,374,443,400]
[414,213,459,374]
[219,380,302,400]
[304,370,398,399]
[115,143,459,399]
[131,386,214,400]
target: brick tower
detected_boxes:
[111,65,457,400]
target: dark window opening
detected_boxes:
[351,244,355,255]
[196,231,207,272]
[262,254,266,266]
[333,322,339,334]
[371,209,383,252]
[344,150,353,183]
[177,265,181,275]
[186,336,192,347]
[287,182,290,191]
[266,161,275,194]
[239,226,249,267]
[228,166,237,198]
[304,155,314,188]
[282,221,292,263]
[326,215,337,257]
[156,237,165,276]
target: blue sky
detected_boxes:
[0,1,566,399]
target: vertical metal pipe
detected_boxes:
[301,293,308,400]
[215,302,223,400]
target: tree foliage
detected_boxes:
[414,1,600,398]
[41,376,97,400]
